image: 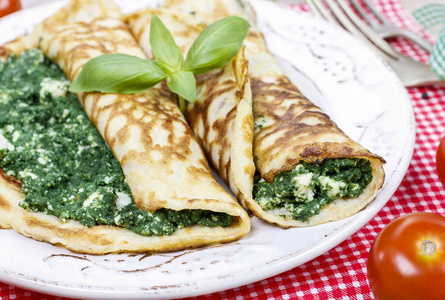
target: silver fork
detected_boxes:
[306,0,444,87]
[351,0,434,53]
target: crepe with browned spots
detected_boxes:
[0,0,250,254]
[127,8,256,209]
[161,0,386,227]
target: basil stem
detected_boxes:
[69,54,167,94]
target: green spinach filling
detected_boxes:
[0,49,233,236]
[253,158,373,222]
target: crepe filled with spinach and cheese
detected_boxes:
[162,0,386,227]
[126,8,255,209]
[0,0,250,254]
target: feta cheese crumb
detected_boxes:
[62,109,70,118]
[37,156,49,165]
[0,92,10,103]
[77,145,86,155]
[0,133,14,151]
[12,131,21,143]
[115,192,132,209]
[39,78,70,98]
[83,191,103,208]
[104,176,113,184]
[319,176,346,197]
[18,169,38,179]
[293,173,315,201]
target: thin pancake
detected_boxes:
[162,0,386,227]
[127,8,255,208]
[0,0,250,254]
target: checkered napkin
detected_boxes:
[1,0,445,299]
[413,4,445,79]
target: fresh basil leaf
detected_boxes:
[150,15,184,75]
[167,70,196,103]
[69,54,168,94]
[184,16,250,75]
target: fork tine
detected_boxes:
[350,0,380,27]
[306,0,339,25]
[360,0,388,24]
[307,0,389,56]
[359,0,433,53]
[304,0,443,87]
[328,0,400,58]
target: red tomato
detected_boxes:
[0,0,21,18]
[367,212,445,300]
[437,135,445,187]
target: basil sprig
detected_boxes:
[69,54,168,94]
[69,15,250,113]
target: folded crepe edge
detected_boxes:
[0,171,250,254]
[246,156,385,228]
[227,45,255,208]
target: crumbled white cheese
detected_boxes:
[37,156,49,165]
[47,128,57,138]
[0,133,14,151]
[5,125,14,133]
[351,183,359,191]
[77,145,86,155]
[39,78,70,98]
[104,176,113,184]
[18,169,38,179]
[0,92,10,104]
[319,176,346,197]
[12,131,21,143]
[83,191,103,208]
[114,215,122,224]
[294,172,313,186]
[293,173,315,201]
[115,192,132,209]
[62,109,70,118]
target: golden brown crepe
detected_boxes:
[126,8,255,209]
[161,0,386,227]
[0,0,250,254]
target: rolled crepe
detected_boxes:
[161,0,386,227]
[0,0,250,254]
[127,8,255,209]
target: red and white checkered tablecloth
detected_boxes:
[1,0,445,299]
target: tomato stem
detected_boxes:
[420,239,437,256]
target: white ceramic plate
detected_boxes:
[0,0,415,299]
